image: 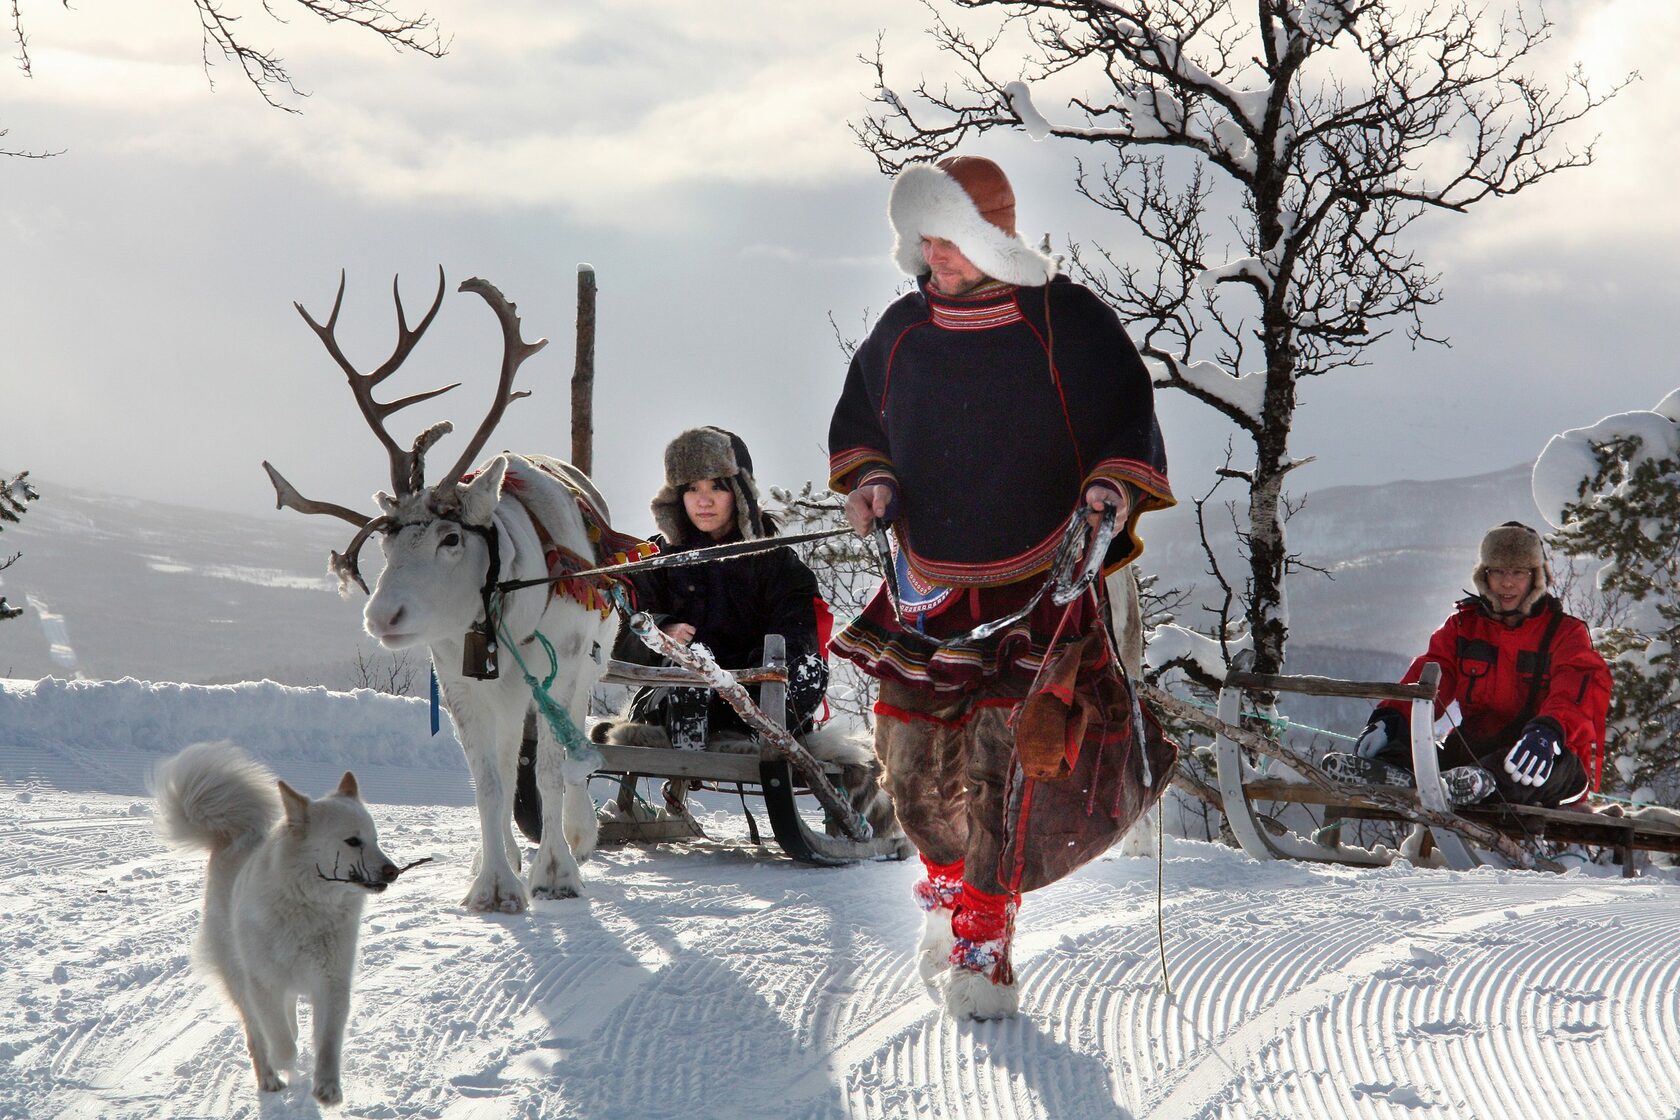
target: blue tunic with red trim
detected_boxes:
[827,275,1173,692]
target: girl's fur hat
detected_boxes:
[650,426,768,544]
[889,156,1057,288]
[1472,521,1551,615]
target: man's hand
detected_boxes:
[1355,708,1406,759]
[661,622,697,645]
[1084,484,1128,529]
[845,483,895,537]
[1504,720,1563,788]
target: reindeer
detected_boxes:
[263,270,618,914]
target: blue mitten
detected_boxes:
[1504,720,1563,787]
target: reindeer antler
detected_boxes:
[434,278,547,492]
[265,269,548,591]
[261,461,369,527]
[293,267,458,497]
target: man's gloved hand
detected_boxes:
[1505,720,1563,788]
[1355,708,1407,759]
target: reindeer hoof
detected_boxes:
[462,874,528,914]
[564,824,597,861]
[531,883,580,901]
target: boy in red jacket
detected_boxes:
[1326,522,1611,808]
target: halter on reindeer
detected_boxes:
[264,270,626,913]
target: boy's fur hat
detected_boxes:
[1473,521,1551,615]
[889,155,1057,288]
[650,426,767,544]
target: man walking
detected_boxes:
[828,155,1174,1018]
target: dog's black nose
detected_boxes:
[380,862,400,884]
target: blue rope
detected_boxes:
[1173,696,1359,743]
[492,594,599,770]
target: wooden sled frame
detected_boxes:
[1211,663,1680,876]
[591,633,912,867]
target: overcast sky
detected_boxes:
[4,0,1676,542]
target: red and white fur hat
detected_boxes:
[888,155,1057,288]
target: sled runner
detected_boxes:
[590,633,912,867]
[1207,661,1680,876]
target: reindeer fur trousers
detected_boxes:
[874,678,1022,897]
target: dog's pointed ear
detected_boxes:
[335,771,360,800]
[277,779,309,825]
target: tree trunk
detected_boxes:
[1246,326,1296,679]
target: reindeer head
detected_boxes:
[263,272,547,649]
[363,459,511,650]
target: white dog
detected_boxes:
[152,742,403,1105]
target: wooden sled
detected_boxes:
[1212,662,1680,876]
[591,633,912,867]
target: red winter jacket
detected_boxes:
[1379,596,1612,788]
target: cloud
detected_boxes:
[7,1,938,228]
[1422,0,1677,265]
[739,244,881,268]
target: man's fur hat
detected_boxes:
[1473,521,1551,615]
[889,155,1057,288]
[650,426,768,544]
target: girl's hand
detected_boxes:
[662,622,697,645]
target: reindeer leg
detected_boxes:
[457,699,529,914]
[529,714,586,900]
[561,664,601,859]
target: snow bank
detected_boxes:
[0,677,470,803]
[0,676,457,767]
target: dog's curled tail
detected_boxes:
[151,741,280,852]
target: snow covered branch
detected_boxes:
[1535,392,1680,798]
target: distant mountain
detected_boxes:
[1138,460,1547,661]
[0,478,382,686]
[0,465,1547,686]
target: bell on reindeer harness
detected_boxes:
[462,624,500,680]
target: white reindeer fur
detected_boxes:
[365,454,619,914]
[152,741,396,1104]
[888,162,1057,288]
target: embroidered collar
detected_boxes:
[922,277,1024,331]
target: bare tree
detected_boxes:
[763,482,882,726]
[855,0,1629,678]
[6,0,447,154]
[349,645,422,696]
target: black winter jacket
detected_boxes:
[614,532,822,669]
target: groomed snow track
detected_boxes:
[5,786,1679,1119]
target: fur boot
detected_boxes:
[943,884,1020,1021]
[942,964,1019,1021]
[590,719,673,749]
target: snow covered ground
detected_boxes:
[4,678,1679,1120]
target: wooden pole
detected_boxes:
[571,264,596,473]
